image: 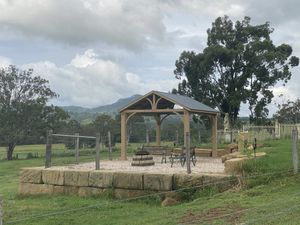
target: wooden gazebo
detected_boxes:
[119,91,219,160]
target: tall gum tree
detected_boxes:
[0,66,68,160]
[173,16,299,127]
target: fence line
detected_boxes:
[4,169,294,224]
[46,131,103,170]
[215,123,300,143]
[52,134,96,139]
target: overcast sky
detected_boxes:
[0,0,299,116]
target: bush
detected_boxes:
[26,152,34,159]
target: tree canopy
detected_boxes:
[274,98,300,124]
[0,65,69,160]
[173,16,299,127]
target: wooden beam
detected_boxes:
[152,94,156,109]
[45,130,52,168]
[183,110,190,147]
[108,131,112,160]
[211,114,218,157]
[75,132,79,164]
[146,97,153,109]
[154,97,162,109]
[185,131,191,174]
[126,112,137,124]
[123,109,185,114]
[121,112,127,160]
[154,114,161,146]
[95,133,100,170]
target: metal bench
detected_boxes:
[169,147,197,167]
[138,145,173,163]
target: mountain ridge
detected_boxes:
[61,94,141,123]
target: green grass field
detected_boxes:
[1,139,300,224]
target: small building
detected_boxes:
[119,90,219,160]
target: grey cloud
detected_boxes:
[0,0,166,51]
[243,0,300,25]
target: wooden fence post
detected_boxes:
[108,131,112,160]
[292,127,298,174]
[146,129,149,145]
[75,133,80,164]
[45,130,52,168]
[95,133,100,170]
[185,132,191,174]
[0,195,3,225]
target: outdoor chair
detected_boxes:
[169,146,197,167]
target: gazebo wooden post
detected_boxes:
[155,114,161,146]
[183,110,190,147]
[211,114,218,157]
[119,91,219,159]
[121,111,127,160]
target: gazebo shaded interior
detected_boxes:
[119,90,219,160]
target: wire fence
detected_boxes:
[1,127,299,224]
[2,169,295,224]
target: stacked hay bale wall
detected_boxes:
[19,168,237,199]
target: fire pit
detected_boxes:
[131,150,155,166]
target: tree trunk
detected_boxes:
[7,143,16,160]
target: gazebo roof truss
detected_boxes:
[119,91,219,160]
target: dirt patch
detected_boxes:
[181,205,247,224]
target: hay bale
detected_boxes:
[113,172,143,189]
[64,186,79,195]
[89,171,114,188]
[53,185,65,194]
[19,168,43,184]
[251,152,267,158]
[226,143,238,153]
[224,158,248,175]
[19,183,53,195]
[144,173,173,191]
[42,169,64,185]
[221,152,247,163]
[173,174,203,189]
[78,187,104,197]
[64,170,89,187]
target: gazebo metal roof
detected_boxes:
[119,90,218,114]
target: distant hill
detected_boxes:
[61,94,141,123]
[89,94,141,113]
[62,105,89,113]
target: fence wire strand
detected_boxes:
[3,169,295,224]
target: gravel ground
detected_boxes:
[50,156,225,175]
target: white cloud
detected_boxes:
[70,49,99,68]
[272,86,298,101]
[23,49,177,107]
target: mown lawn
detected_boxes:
[0,139,300,225]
